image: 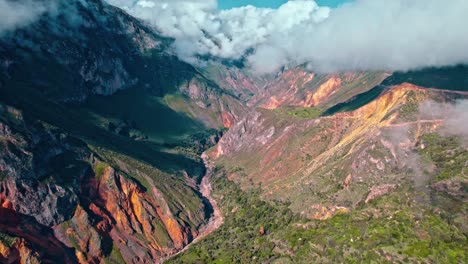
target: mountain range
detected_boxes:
[0,0,466,263]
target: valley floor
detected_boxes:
[164,154,224,262]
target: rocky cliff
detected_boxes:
[0,103,211,263]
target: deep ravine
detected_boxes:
[162,152,224,263]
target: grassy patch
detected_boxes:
[271,106,323,119]
[104,245,126,264]
[399,90,419,121]
[286,107,323,119]
[382,65,468,91]
[81,87,204,145]
[0,232,17,247]
[94,161,108,181]
[420,133,468,182]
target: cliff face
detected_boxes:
[57,165,199,263]
[0,102,208,263]
[0,105,86,227]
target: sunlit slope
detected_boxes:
[211,83,467,219]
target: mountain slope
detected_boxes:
[0,0,246,263]
[0,0,467,263]
[172,69,468,263]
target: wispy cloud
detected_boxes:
[420,99,468,144]
[0,0,54,35]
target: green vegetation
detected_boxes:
[104,246,126,264]
[383,65,468,91]
[420,133,468,182]
[168,168,299,264]
[0,72,217,257]
[0,171,7,181]
[93,146,207,229]
[0,83,210,177]
[163,93,197,119]
[170,167,467,263]
[82,87,203,144]
[94,161,108,181]
[286,107,323,119]
[228,166,244,173]
[0,232,17,247]
[399,90,420,121]
[273,106,323,119]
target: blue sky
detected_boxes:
[218,0,351,9]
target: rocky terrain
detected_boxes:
[0,101,214,263]
[212,82,468,216]
[0,0,467,263]
[172,68,468,263]
[0,0,243,263]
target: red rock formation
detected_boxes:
[0,108,207,264]
[304,77,342,107]
[52,165,197,263]
[0,237,42,264]
[221,112,236,128]
[259,226,265,236]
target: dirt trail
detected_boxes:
[162,153,224,263]
[385,119,443,127]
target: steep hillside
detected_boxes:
[200,63,389,111]
[212,82,467,218]
[172,72,468,262]
[0,0,467,263]
[0,0,245,130]
[250,69,389,110]
[0,0,246,263]
[0,103,213,263]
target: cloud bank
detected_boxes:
[0,0,52,35]
[106,0,468,73]
[105,0,329,64]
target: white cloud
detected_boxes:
[104,0,468,73]
[0,0,51,34]
[105,0,329,63]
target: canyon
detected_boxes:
[0,0,467,263]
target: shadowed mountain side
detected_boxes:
[382,65,468,91]
[0,84,206,177]
[0,208,79,263]
[323,85,387,116]
[0,0,180,101]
